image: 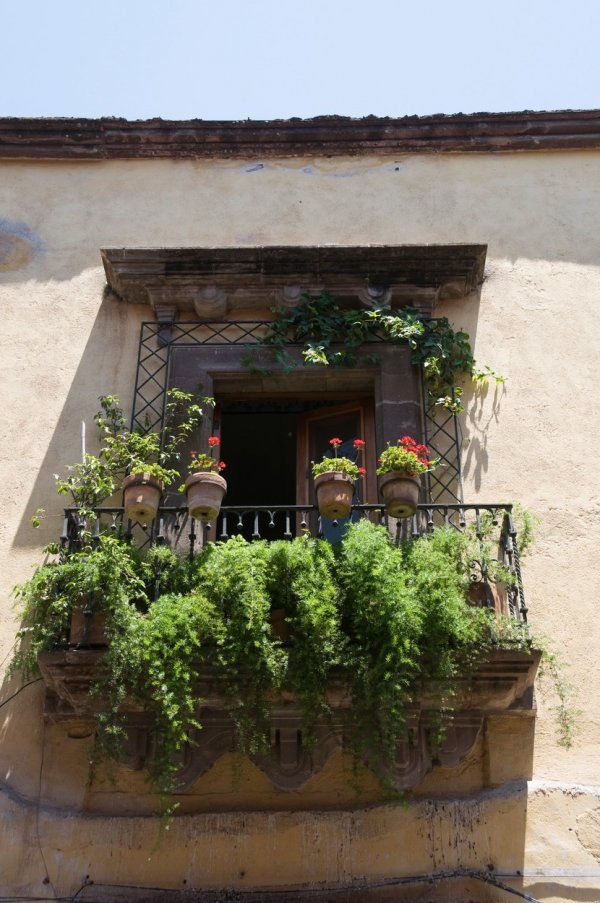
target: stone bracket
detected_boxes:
[37,648,540,792]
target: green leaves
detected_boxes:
[13,520,531,808]
[55,389,214,531]
[257,292,503,413]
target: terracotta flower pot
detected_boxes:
[379,470,421,518]
[123,472,164,523]
[185,471,227,521]
[468,581,508,616]
[69,597,107,647]
[314,471,355,520]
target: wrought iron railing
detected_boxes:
[61,502,527,624]
[131,319,464,504]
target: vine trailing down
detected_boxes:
[247,290,504,412]
[12,519,543,811]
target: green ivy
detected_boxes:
[251,291,504,412]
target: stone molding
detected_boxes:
[1,111,599,159]
[38,648,540,792]
[101,244,487,315]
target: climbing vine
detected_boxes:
[251,291,504,412]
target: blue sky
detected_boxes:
[1,0,598,120]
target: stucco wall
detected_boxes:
[1,149,599,900]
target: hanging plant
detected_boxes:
[265,537,343,745]
[249,291,503,412]
[13,519,567,812]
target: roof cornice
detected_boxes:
[1,110,599,160]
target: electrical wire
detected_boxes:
[0,678,43,710]
[35,870,543,903]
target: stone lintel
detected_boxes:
[101,244,487,317]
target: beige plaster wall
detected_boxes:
[1,149,599,899]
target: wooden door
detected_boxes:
[297,400,377,538]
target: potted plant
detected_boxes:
[94,390,212,523]
[376,435,437,518]
[312,438,366,519]
[182,436,227,521]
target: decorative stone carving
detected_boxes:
[152,303,177,346]
[357,285,392,307]
[102,246,487,316]
[193,286,229,320]
[175,713,236,789]
[153,303,177,323]
[361,709,432,790]
[273,285,304,308]
[37,649,540,792]
[145,286,229,321]
[251,712,341,790]
[432,712,483,768]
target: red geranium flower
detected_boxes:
[208,436,220,447]
[329,437,342,448]
[353,439,365,449]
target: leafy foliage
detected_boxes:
[95,389,213,486]
[312,437,366,479]
[190,538,286,752]
[266,538,342,744]
[376,436,438,476]
[43,389,214,539]
[256,291,503,411]
[13,519,562,810]
[11,535,147,677]
[311,456,362,479]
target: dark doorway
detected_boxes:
[220,407,297,507]
[219,402,300,540]
[218,399,376,541]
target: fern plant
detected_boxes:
[13,519,559,811]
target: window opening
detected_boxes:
[131,320,464,506]
[218,399,372,540]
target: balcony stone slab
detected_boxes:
[38,647,540,792]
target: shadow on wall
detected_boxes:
[462,382,507,494]
[11,288,144,550]
[12,283,498,547]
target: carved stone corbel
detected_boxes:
[273,286,305,309]
[174,713,236,789]
[251,712,341,790]
[363,709,433,790]
[193,287,229,320]
[358,285,392,308]
[432,712,483,768]
[153,302,177,346]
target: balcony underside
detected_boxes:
[39,647,540,793]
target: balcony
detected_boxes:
[59,501,529,623]
[33,501,538,797]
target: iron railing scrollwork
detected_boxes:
[62,502,527,624]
